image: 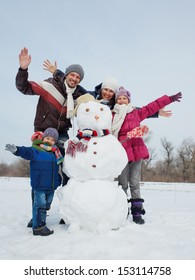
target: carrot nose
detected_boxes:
[95,115,99,120]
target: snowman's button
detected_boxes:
[93,151,97,154]
[93,142,97,145]
[92,164,96,168]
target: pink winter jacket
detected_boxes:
[115,95,173,162]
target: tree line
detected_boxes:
[1,137,195,182]
[142,136,195,182]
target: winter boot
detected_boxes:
[33,226,54,236]
[59,218,66,224]
[28,213,49,227]
[27,218,33,228]
[128,198,145,224]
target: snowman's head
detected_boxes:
[77,101,112,131]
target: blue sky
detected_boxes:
[1,0,195,164]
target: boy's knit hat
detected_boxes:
[65,64,84,81]
[115,86,131,102]
[42,128,59,143]
[101,77,119,93]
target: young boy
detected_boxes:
[5,128,63,236]
[112,87,182,224]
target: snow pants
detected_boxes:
[118,160,142,199]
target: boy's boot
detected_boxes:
[33,226,54,236]
[27,214,49,228]
[59,218,66,225]
[128,198,145,224]
[27,218,33,228]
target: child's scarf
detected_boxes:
[66,129,110,157]
[32,139,63,165]
[112,103,134,137]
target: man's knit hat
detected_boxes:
[115,86,131,102]
[101,77,119,93]
[65,64,84,81]
[42,128,59,143]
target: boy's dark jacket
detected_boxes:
[15,146,61,190]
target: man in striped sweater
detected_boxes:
[15,47,87,227]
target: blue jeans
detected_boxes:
[32,190,54,229]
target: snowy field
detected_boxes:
[0,176,194,261]
[0,177,195,279]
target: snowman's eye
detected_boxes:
[100,107,104,111]
[85,108,90,112]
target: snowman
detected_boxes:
[58,94,128,233]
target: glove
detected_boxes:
[169,92,182,102]
[5,144,17,154]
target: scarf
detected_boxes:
[32,139,64,165]
[65,81,76,119]
[111,103,134,137]
[66,129,110,157]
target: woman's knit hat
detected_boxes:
[115,86,131,102]
[101,77,119,93]
[42,128,59,143]
[65,64,84,81]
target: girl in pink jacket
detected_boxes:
[112,87,182,224]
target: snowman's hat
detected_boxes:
[73,93,100,116]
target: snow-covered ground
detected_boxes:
[0,176,194,260]
[0,177,194,279]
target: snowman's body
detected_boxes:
[64,134,127,181]
[58,100,128,233]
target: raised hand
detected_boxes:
[43,59,57,74]
[5,144,17,154]
[19,47,31,70]
[170,92,182,102]
[159,107,172,118]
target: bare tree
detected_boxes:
[176,138,195,182]
[15,159,30,177]
[160,137,175,179]
[0,162,10,176]
[141,147,157,181]
[0,159,30,177]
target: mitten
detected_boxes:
[31,131,44,141]
[127,125,149,139]
[169,92,182,102]
[5,144,17,154]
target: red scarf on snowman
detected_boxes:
[66,125,148,157]
[66,129,110,157]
